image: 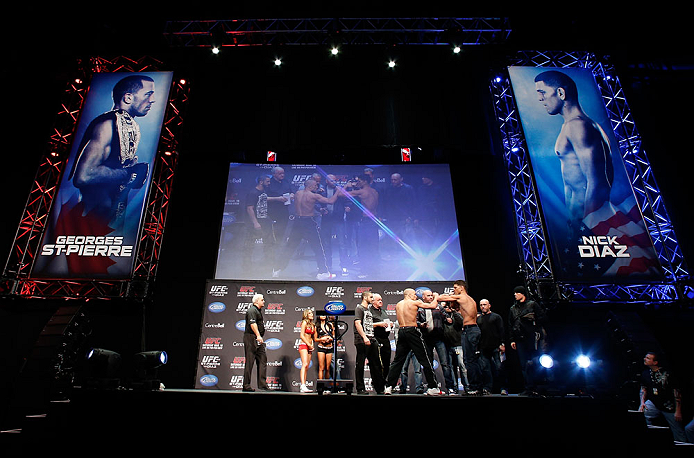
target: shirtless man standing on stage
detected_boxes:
[384,288,441,395]
[341,174,380,277]
[344,175,379,217]
[273,178,340,280]
[438,280,482,394]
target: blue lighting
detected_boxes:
[490,50,688,303]
[539,354,554,369]
[575,355,591,369]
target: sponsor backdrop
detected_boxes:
[195,279,453,392]
[32,72,173,279]
[508,67,663,282]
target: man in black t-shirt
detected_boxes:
[478,299,506,395]
[354,292,380,393]
[266,167,294,245]
[243,294,269,392]
[369,293,392,393]
[639,352,687,442]
[242,174,286,274]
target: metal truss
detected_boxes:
[163,17,511,47]
[1,56,188,300]
[490,50,691,304]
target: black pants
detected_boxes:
[242,220,275,269]
[355,338,386,393]
[243,333,268,390]
[277,216,330,274]
[374,334,391,384]
[387,327,437,389]
[515,338,538,391]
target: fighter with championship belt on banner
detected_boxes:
[67,74,152,229]
[32,72,171,279]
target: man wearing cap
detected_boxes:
[508,286,548,395]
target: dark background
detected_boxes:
[1,10,693,397]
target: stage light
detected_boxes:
[539,354,554,369]
[131,351,168,391]
[212,47,220,55]
[83,348,122,389]
[575,354,591,368]
[134,351,168,370]
[274,58,282,66]
[86,348,122,374]
[388,60,396,68]
[330,47,339,55]
[453,46,461,54]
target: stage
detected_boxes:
[2,386,687,455]
[2,15,694,458]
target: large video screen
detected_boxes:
[32,72,173,279]
[215,163,466,282]
[508,66,663,281]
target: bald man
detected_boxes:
[384,288,440,395]
[273,179,340,280]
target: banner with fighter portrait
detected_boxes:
[32,71,173,279]
[508,66,663,282]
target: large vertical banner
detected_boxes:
[32,72,173,279]
[508,67,663,281]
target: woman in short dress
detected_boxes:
[315,314,335,381]
[298,309,315,393]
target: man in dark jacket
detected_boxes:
[508,286,547,395]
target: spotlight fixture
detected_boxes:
[274,58,282,67]
[330,47,339,56]
[388,60,396,68]
[83,348,122,389]
[86,348,122,375]
[130,351,168,391]
[575,354,591,369]
[212,47,220,55]
[539,354,554,369]
[133,350,168,370]
[453,46,461,54]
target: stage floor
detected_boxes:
[4,387,688,455]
